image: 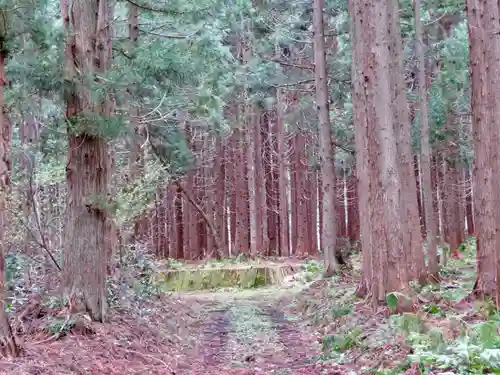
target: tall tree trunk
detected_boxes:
[349,0,372,297]
[351,0,416,307]
[183,124,197,260]
[308,168,319,255]
[228,132,237,254]
[214,137,228,257]
[415,0,439,281]
[167,185,177,258]
[0,30,19,357]
[175,186,184,259]
[437,152,448,264]
[264,112,279,256]
[127,2,149,243]
[276,88,289,257]
[202,136,213,258]
[290,134,298,255]
[347,168,360,246]
[154,187,167,258]
[256,111,268,255]
[442,114,462,258]
[466,0,500,301]
[247,105,258,257]
[389,0,427,284]
[465,167,474,235]
[61,0,114,322]
[414,155,426,238]
[233,123,250,254]
[293,131,309,256]
[336,169,347,239]
[313,0,338,275]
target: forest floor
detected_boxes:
[1,239,497,375]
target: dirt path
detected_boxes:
[184,290,346,374]
[199,307,231,366]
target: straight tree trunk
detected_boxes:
[388,0,427,284]
[61,0,114,322]
[214,137,228,257]
[276,88,289,256]
[336,170,347,239]
[175,186,184,259]
[437,152,448,264]
[414,155,426,238]
[166,184,177,258]
[0,30,19,357]
[351,0,416,307]
[465,167,474,235]
[256,111,268,255]
[264,112,279,255]
[247,105,258,257]
[442,114,462,258]
[349,0,372,297]
[308,168,319,255]
[313,0,338,275]
[294,131,309,256]
[318,173,323,250]
[228,131,237,254]
[202,136,213,258]
[466,0,500,301]
[154,187,167,257]
[415,0,439,281]
[290,135,298,254]
[347,168,360,246]
[233,123,250,254]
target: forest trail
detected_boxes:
[180,288,347,374]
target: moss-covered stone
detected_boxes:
[157,264,296,292]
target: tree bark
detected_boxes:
[465,167,474,235]
[388,0,426,284]
[265,111,279,256]
[61,0,114,322]
[336,169,347,239]
[214,137,228,257]
[247,105,258,258]
[466,0,500,302]
[415,0,439,281]
[347,168,360,246]
[276,88,289,257]
[349,0,372,298]
[313,0,338,275]
[308,168,319,255]
[414,155,426,238]
[256,111,268,255]
[0,34,19,357]
[351,0,415,307]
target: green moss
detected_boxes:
[157,265,294,292]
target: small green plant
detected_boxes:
[330,304,352,318]
[46,317,75,337]
[386,291,410,313]
[304,260,323,274]
[397,312,427,336]
[321,327,362,352]
[423,303,442,315]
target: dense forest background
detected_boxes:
[0,0,498,373]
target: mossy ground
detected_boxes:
[156,259,301,292]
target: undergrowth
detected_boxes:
[294,238,500,374]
